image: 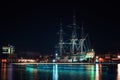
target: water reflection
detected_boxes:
[52,64,96,80]
[1,63,13,80]
[0,63,120,80]
[95,64,102,80]
[117,64,120,80]
[88,65,95,80]
[26,66,38,80]
[53,64,58,80]
[1,63,7,80]
[8,64,13,80]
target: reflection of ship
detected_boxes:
[55,14,95,62]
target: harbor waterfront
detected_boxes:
[1,1,120,80]
[0,63,120,80]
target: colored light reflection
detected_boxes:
[26,67,38,74]
[8,64,13,80]
[53,64,58,80]
[26,66,38,80]
[90,65,95,80]
[1,63,7,80]
[83,65,95,80]
[117,64,120,80]
[1,63,13,80]
[95,64,102,80]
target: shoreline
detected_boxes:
[12,62,118,65]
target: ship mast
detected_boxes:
[71,12,78,54]
[80,25,85,54]
[79,24,88,54]
[59,19,64,56]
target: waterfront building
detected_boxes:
[2,44,15,54]
[1,44,17,63]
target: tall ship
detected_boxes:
[55,14,95,63]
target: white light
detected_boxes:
[96,56,99,58]
[117,64,120,80]
[118,55,120,58]
[53,59,56,62]
[80,58,84,61]
[56,54,57,56]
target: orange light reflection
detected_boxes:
[1,63,7,80]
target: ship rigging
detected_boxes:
[55,14,95,62]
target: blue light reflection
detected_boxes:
[53,64,58,80]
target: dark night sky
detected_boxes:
[0,1,120,54]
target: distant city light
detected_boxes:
[18,59,36,63]
[53,59,56,62]
[118,55,120,58]
[2,59,7,63]
[56,53,58,56]
[96,56,99,58]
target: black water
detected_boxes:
[0,63,120,80]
